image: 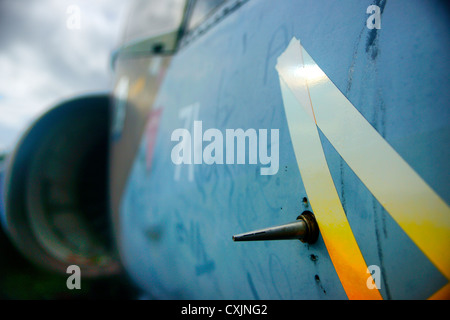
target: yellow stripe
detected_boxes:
[278,74,382,300]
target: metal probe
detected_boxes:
[232,211,319,244]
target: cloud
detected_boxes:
[0,0,129,151]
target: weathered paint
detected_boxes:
[277,37,449,299]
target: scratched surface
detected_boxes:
[118,0,449,299]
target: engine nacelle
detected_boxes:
[1,94,120,277]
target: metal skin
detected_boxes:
[111,0,450,300]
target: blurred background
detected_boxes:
[0,0,137,299]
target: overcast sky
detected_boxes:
[0,0,130,153]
